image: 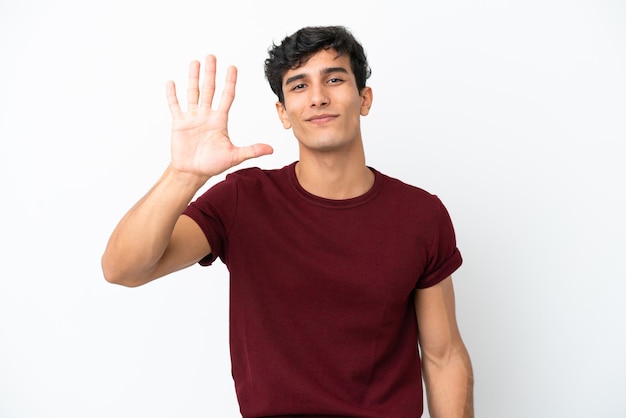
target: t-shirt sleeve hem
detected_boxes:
[181,209,219,267]
[415,249,463,289]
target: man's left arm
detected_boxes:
[415,276,474,418]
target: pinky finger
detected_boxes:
[166,80,182,118]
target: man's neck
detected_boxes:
[295,151,374,200]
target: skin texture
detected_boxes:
[101,55,272,286]
[101,49,473,417]
[416,277,474,417]
[276,49,374,200]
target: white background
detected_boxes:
[1,0,625,417]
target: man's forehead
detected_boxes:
[283,50,351,81]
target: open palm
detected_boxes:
[166,55,273,179]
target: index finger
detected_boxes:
[216,65,237,113]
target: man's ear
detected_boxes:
[275,102,292,129]
[360,87,373,116]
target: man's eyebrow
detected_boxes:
[284,67,350,86]
[285,73,306,86]
[322,67,349,76]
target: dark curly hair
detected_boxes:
[264,26,372,104]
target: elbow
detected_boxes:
[101,256,146,288]
[103,271,145,288]
[422,340,471,370]
[102,265,132,287]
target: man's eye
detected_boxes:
[328,78,344,84]
[292,83,306,91]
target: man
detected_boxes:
[102,26,473,417]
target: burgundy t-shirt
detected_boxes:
[184,162,462,418]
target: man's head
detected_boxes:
[265,26,372,104]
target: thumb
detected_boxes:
[234,143,274,165]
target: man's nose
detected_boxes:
[309,84,329,107]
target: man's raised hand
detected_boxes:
[166,55,273,180]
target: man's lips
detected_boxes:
[306,114,337,123]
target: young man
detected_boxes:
[102,26,473,418]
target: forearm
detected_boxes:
[101,165,208,286]
[423,345,474,418]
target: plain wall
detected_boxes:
[1,0,625,416]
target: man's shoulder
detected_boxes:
[227,162,293,181]
[375,168,437,200]
[219,163,295,197]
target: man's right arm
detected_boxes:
[101,55,272,287]
[101,166,211,287]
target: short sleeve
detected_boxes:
[183,174,239,266]
[416,197,463,289]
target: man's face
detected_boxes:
[276,49,372,154]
